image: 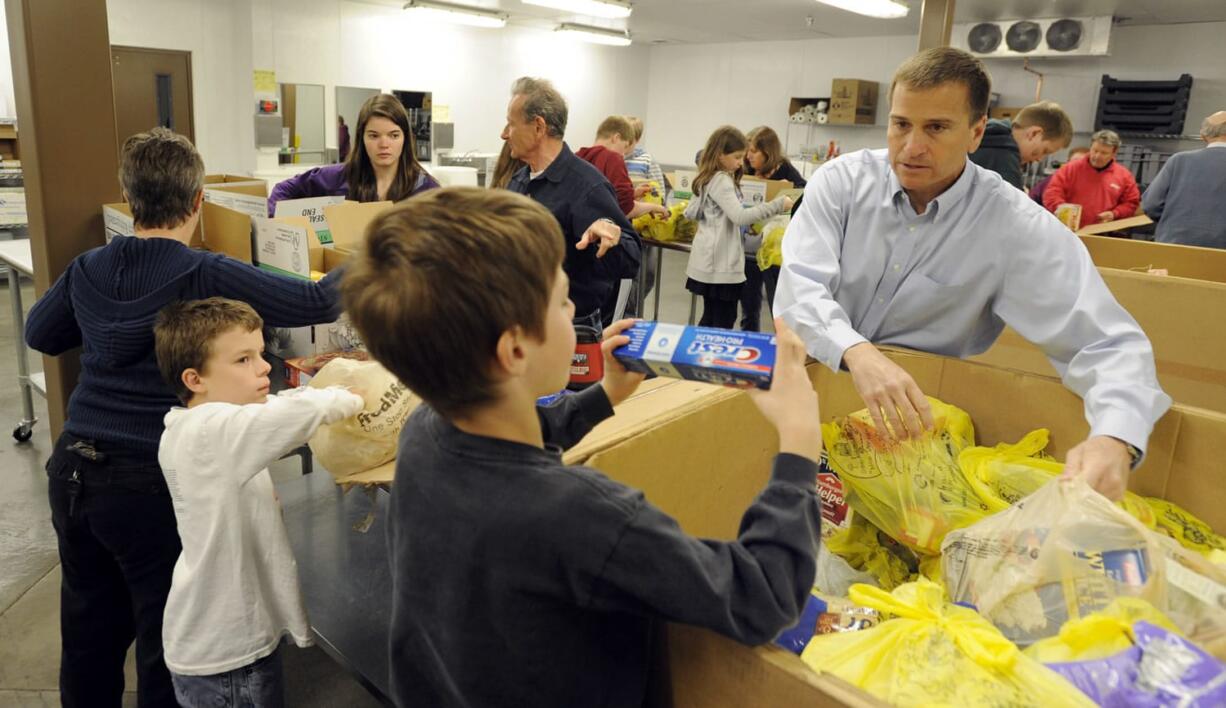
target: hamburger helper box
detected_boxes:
[613,322,776,389]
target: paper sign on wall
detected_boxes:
[672,170,697,200]
[275,196,346,246]
[253,217,312,279]
[739,180,767,209]
[204,188,267,218]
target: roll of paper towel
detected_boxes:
[816,113,829,125]
[426,165,478,187]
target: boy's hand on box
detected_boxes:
[748,319,822,463]
[599,318,646,407]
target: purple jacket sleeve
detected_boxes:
[266,164,349,216]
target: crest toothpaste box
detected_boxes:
[612,322,776,389]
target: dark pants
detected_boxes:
[739,258,765,332]
[47,432,181,708]
[763,265,782,315]
[699,295,738,328]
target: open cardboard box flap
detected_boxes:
[1076,214,1153,237]
[973,267,1226,413]
[1079,234,1226,284]
[323,200,393,250]
[579,349,1225,708]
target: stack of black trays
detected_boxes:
[1094,74,1193,137]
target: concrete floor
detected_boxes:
[0,245,770,707]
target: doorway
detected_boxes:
[111,46,194,145]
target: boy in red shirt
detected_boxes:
[1043,129,1140,227]
[577,116,668,219]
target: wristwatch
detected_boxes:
[1115,439,1143,470]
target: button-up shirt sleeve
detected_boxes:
[994,216,1171,453]
[773,163,868,370]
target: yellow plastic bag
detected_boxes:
[824,514,914,590]
[800,578,1096,707]
[307,358,420,480]
[1022,597,1181,663]
[1146,497,1226,557]
[822,398,990,556]
[958,430,1158,528]
[755,214,789,270]
[942,477,1226,648]
[632,200,696,244]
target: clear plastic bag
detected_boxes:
[815,541,879,596]
[307,358,419,479]
[942,478,1226,649]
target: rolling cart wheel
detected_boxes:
[13,424,33,443]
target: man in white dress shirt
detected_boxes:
[775,47,1170,501]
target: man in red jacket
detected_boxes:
[577,116,668,219]
[1043,129,1141,227]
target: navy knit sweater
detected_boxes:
[25,236,344,461]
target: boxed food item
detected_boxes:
[613,322,776,389]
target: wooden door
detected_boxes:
[111,46,194,144]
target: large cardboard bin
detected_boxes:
[972,268,1226,413]
[579,350,1226,707]
[1079,234,1226,284]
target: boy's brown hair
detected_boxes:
[341,187,565,418]
[154,298,264,405]
[595,115,635,143]
[891,47,992,124]
[624,115,645,142]
[1013,101,1074,147]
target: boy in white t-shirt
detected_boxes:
[153,297,363,706]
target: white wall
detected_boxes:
[982,21,1226,153]
[335,1,651,156]
[101,0,651,173]
[107,0,256,174]
[642,21,1226,167]
[643,35,916,167]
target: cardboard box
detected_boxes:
[253,216,314,279]
[829,79,878,125]
[1078,234,1226,284]
[741,175,793,203]
[322,200,392,249]
[200,181,269,262]
[671,170,697,201]
[274,196,347,245]
[102,202,134,243]
[1076,214,1153,237]
[972,268,1226,413]
[578,350,1226,708]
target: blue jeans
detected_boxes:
[170,645,284,708]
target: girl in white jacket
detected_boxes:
[685,126,793,328]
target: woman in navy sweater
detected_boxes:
[266,93,439,215]
[26,128,346,707]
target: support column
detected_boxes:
[918,0,956,51]
[5,0,121,437]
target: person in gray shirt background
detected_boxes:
[1141,111,1226,250]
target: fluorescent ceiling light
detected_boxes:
[403,0,508,28]
[524,0,632,20]
[814,0,908,19]
[556,22,632,46]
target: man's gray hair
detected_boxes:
[511,77,567,139]
[1201,114,1226,139]
[1090,129,1121,148]
[118,127,205,230]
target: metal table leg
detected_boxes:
[652,245,663,321]
[9,266,36,442]
[635,243,647,319]
[687,293,697,325]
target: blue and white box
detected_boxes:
[613,322,776,389]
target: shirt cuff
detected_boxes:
[1088,408,1154,458]
[771,453,820,490]
[576,384,616,425]
[822,322,869,372]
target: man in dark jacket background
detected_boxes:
[970,100,1073,188]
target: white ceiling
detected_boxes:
[368,0,1226,44]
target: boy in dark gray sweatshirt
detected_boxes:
[341,187,823,708]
